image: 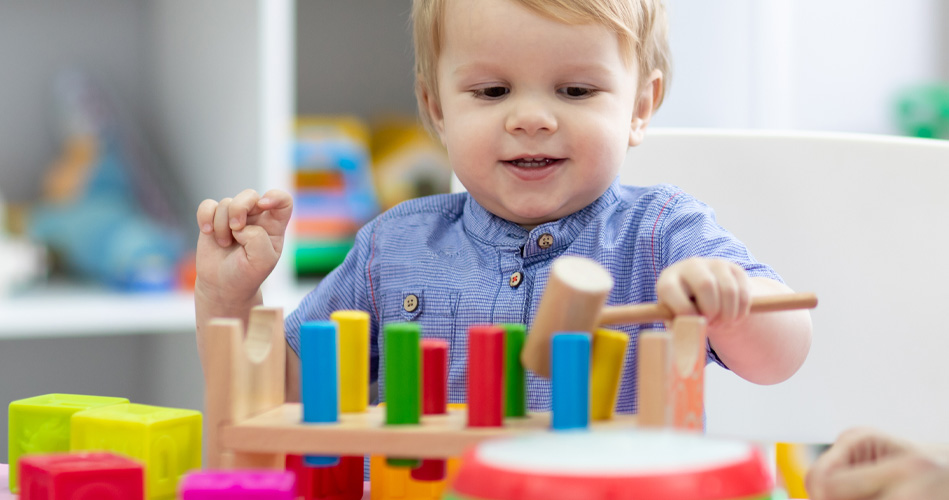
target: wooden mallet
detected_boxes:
[521,256,818,378]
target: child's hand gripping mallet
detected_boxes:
[521,255,819,378]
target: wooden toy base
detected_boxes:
[222,404,639,459]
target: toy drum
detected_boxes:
[445,430,775,500]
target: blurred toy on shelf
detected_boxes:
[0,194,48,296]
[291,115,450,278]
[370,116,451,211]
[894,82,949,139]
[26,70,187,291]
[293,116,379,278]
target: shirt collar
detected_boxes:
[461,178,622,255]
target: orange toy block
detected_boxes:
[369,455,460,500]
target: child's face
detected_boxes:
[425,0,656,227]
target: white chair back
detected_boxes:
[626,128,949,444]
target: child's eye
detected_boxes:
[559,87,596,98]
[472,87,509,99]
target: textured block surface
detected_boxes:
[70,403,201,499]
[8,393,128,493]
[18,452,144,500]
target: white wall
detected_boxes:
[295,0,417,117]
[145,0,262,208]
[655,0,943,134]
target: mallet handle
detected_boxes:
[597,292,818,326]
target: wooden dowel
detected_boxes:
[596,292,818,326]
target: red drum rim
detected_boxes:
[449,429,773,500]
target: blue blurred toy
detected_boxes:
[29,70,185,291]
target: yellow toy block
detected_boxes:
[368,402,464,500]
[7,393,129,493]
[69,403,202,499]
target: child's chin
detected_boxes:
[504,207,563,226]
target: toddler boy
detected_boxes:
[195,0,812,410]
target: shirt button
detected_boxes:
[403,294,419,312]
[509,271,523,288]
[538,233,554,249]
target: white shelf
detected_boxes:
[0,285,196,339]
[0,283,315,340]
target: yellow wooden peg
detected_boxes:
[590,328,629,420]
[332,310,370,413]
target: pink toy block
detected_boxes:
[178,470,295,499]
[285,454,363,500]
[18,452,144,500]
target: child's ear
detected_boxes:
[629,69,664,147]
[420,81,447,144]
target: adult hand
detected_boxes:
[806,427,949,500]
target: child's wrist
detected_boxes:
[194,278,262,313]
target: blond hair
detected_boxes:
[412,0,671,133]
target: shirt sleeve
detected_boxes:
[285,219,379,380]
[653,188,784,369]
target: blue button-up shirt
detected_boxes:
[285,180,781,413]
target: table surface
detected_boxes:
[0,465,12,500]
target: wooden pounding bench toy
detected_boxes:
[201,255,818,498]
[202,310,640,470]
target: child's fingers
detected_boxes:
[257,189,294,226]
[228,189,262,230]
[656,273,700,316]
[731,265,751,317]
[213,197,235,247]
[196,199,219,234]
[231,225,278,271]
[710,264,742,323]
[684,269,721,322]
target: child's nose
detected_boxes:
[504,96,558,136]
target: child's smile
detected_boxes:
[503,156,566,181]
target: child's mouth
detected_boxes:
[506,157,564,168]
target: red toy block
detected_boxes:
[18,452,144,500]
[285,454,363,500]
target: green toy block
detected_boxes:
[7,393,129,493]
[70,403,202,500]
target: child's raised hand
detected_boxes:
[655,257,751,328]
[195,189,293,304]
